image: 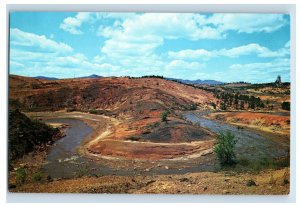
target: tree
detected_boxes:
[275,75,282,86]
[220,102,226,110]
[213,131,238,166]
[281,102,290,111]
[161,111,169,122]
[240,101,245,110]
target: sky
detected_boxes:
[9,12,290,83]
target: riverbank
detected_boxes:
[9,110,290,194]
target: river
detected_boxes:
[183,111,288,160]
[42,112,288,178]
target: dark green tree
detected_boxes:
[281,102,290,111]
[161,111,169,122]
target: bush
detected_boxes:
[213,131,238,166]
[246,179,256,186]
[161,111,169,122]
[16,167,27,185]
[220,102,227,110]
[32,171,43,182]
[186,104,197,110]
[281,102,290,111]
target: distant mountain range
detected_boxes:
[34,76,59,80]
[34,74,102,80]
[79,74,103,79]
[167,78,224,85]
[33,74,223,85]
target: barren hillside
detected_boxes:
[9,75,216,117]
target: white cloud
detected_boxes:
[9,28,120,78]
[60,12,93,34]
[10,28,73,54]
[10,48,120,78]
[207,14,287,34]
[61,13,288,39]
[227,58,290,82]
[60,12,138,35]
[285,40,290,48]
[58,13,289,78]
[93,13,288,74]
[168,49,215,60]
[168,43,289,60]
[229,58,290,71]
[98,13,224,41]
[166,60,203,71]
[219,43,289,58]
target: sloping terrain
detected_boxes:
[9,75,216,116]
[9,75,217,161]
[8,110,60,161]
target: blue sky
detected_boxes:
[9,12,290,83]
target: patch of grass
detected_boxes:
[238,157,250,167]
[250,118,265,127]
[16,167,27,186]
[235,156,289,172]
[75,166,89,178]
[32,171,43,182]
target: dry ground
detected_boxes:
[11,167,290,194]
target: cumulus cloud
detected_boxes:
[9,28,119,78]
[207,14,288,34]
[61,12,288,38]
[60,12,94,34]
[227,58,290,82]
[168,42,290,60]
[10,28,73,54]
[229,58,290,71]
[166,60,203,71]
[11,13,290,82]
[93,13,289,77]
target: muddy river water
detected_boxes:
[44,118,116,178]
[183,111,288,160]
[43,112,288,178]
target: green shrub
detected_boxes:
[16,167,27,185]
[161,111,169,122]
[186,104,197,110]
[281,102,290,111]
[220,102,227,110]
[246,179,256,186]
[89,109,99,114]
[32,171,43,182]
[213,131,238,166]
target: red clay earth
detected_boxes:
[10,75,217,161]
